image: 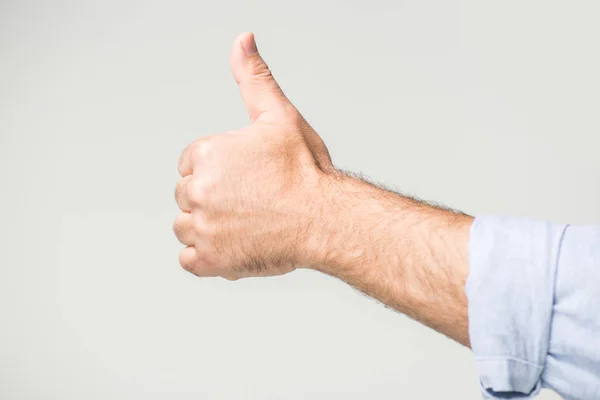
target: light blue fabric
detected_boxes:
[467,216,600,399]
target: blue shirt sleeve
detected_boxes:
[466,216,600,399]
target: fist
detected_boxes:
[173,33,335,280]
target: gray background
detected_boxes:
[1,0,598,398]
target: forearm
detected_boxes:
[304,172,473,346]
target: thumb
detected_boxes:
[230,32,290,122]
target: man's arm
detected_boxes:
[173,32,600,399]
[303,173,473,346]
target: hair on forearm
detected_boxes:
[336,169,471,217]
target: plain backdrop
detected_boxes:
[1,1,599,399]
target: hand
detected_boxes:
[173,32,471,346]
[173,32,335,280]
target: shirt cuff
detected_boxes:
[466,216,568,398]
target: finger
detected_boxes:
[178,246,220,277]
[230,32,292,122]
[179,246,198,273]
[178,139,205,177]
[175,175,193,212]
[177,143,194,177]
[173,212,195,246]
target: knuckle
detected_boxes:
[179,136,222,176]
[285,107,303,127]
[192,214,207,236]
[188,179,207,205]
[249,59,272,79]
[192,224,203,237]
[192,228,219,256]
[192,140,214,160]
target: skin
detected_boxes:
[174,32,473,347]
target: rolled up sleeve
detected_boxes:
[466,216,567,398]
[467,216,600,399]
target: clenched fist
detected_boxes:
[174,33,336,280]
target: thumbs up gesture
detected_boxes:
[174,33,336,280]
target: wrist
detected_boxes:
[299,171,405,275]
[299,170,472,280]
